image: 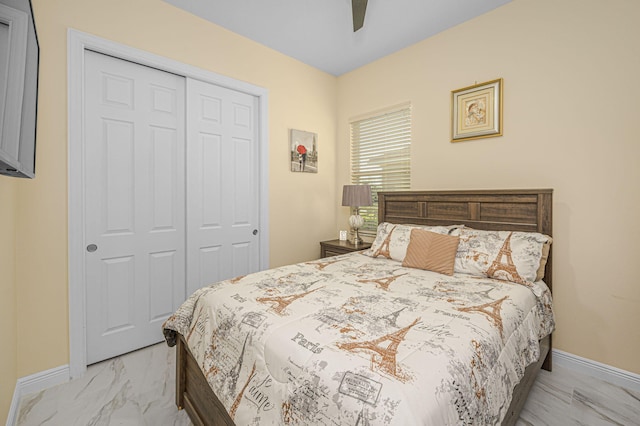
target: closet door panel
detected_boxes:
[186,79,260,295]
[84,50,186,364]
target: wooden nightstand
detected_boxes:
[320,239,372,258]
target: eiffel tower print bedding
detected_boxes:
[163,249,554,425]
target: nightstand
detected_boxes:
[320,239,372,258]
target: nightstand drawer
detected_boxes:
[323,249,347,257]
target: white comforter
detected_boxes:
[163,252,554,425]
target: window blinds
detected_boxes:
[350,105,411,235]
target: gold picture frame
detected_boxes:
[451,78,503,142]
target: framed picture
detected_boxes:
[451,78,503,142]
[290,129,318,173]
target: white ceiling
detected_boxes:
[163,0,513,76]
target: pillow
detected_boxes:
[451,228,552,284]
[536,240,552,281]
[402,229,460,275]
[365,222,461,262]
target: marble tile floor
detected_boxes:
[16,343,191,426]
[15,343,640,426]
[516,365,639,426]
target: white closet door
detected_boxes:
[84,50,186,364]
[186,79,260,295]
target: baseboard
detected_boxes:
[5,365,69,426]
[552,349,640,392]
[5,388,20,426]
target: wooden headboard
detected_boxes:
[378,189,553,291]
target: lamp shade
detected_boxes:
[342,185,372,207]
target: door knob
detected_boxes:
[87,244,98,252]
[252,229,258,235]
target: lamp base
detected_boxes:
[350,228,364,246]
[348,214,365,246]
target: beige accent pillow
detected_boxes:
[535,240,551,281]
[402,229,460,275]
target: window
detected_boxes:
[350,104,411,235]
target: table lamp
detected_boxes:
[341,184,372,246]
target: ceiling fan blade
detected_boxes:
[352,0,368,32]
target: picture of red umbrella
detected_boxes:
[290,129,317,173]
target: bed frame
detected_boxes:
[175,188,553,426]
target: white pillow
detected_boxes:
[451,228,552,284]
[365,222,461,262]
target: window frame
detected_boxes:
[349,102,412,236]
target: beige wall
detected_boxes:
[337,0,640,373]
[0,177,17,422]
[10,0,338,399]
[4,0,639,421]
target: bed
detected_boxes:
[163,188,554,425]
